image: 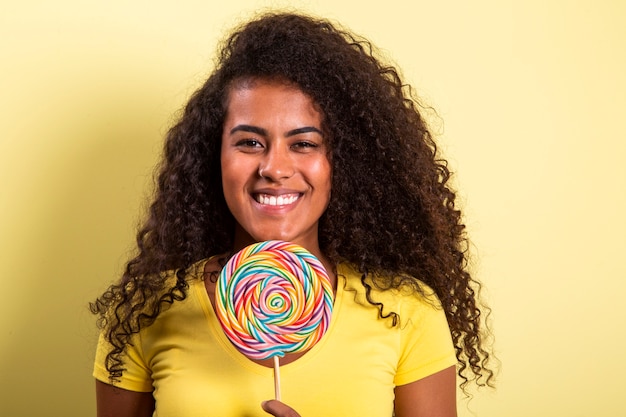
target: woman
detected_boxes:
[92,12,494,417]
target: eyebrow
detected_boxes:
[229,125,323,137]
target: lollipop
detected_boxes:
[215,240,334,399]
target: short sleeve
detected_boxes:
[93,330,154,392]
[393,289,457,386]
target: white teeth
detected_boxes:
[256,194,299,206]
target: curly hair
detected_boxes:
[91,11,494,391]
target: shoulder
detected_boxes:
[156,256,218,288]
[337,262,445,323]
[337,262,455,383]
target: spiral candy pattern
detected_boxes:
[215,240,334,360]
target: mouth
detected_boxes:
[254,193,301,206]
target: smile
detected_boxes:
[254,193,300,206]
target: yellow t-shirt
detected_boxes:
[94,261,456,416]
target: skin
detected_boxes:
[95,380,154,417]
[95,80,457,417]
[210,80,335,369]
[221,80,332,268]
[393,366,457,417]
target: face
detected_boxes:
[221,80,332,256]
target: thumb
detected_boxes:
[261,400,302,417]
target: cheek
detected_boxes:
[220,158,239,201]
[317,159,332,187]
[220,147,239,180]
[311,158,332,200]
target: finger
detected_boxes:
[261,400,302,417]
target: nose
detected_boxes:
[258,144,295,181]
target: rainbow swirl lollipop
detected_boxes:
[215,240,334,361]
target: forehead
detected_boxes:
[227,76,322,106]
[224,80,323,126]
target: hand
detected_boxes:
[261,400,302,417]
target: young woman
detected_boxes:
[92,12,494,417]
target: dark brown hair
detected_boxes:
[91,11,494,391]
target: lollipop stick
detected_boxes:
[273,356,281,401]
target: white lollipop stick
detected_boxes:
[274,356,282,400]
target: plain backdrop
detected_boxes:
[1,1,625,416]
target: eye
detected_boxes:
[235,139,264,151]
[291,141,319,151]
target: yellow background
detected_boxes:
[1,1,625,416]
